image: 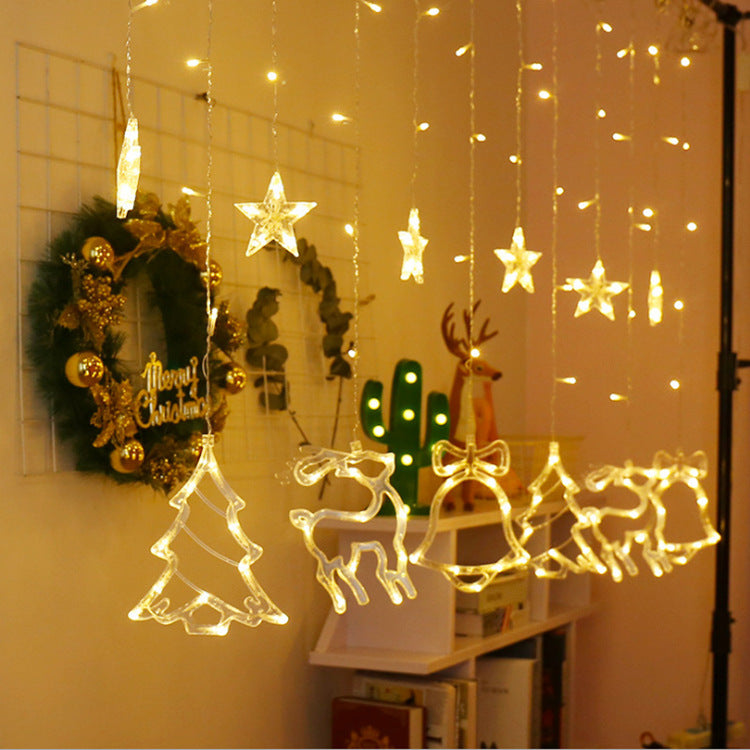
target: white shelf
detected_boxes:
[310,602,596,675]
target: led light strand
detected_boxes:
[561,15,628,319]
[289,0,416,613]
[411,0,532,591]
[647,38,664,328]
[494,0,542,294]
[131,0,288,634]
[398,0,429,284]
[116,0,141,218]
[234,0,317,258]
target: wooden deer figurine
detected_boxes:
[440,302,524,510]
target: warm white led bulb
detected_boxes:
[525,62,543,70]
[597,108,607,118]
[648,44,659,56]
[266,70,279,82]
[642,207,655,218]
[612,132,631,142]
[556,376,577,385]
[470,347,481,359]
[455,43,472,57]
[403,409,416,421]
[472,133,486,142]
[186,58,203,68]
[686,221,698,232]
[331,112,352,123]
[648,270,664,326]
[417,121,430,131]
[538,89,552,100]
[405,371,418,384]
[662,136,680,146]
[424,6,440,16]
[680,56,691,67]
[367,398,380,410]
[598,21,613,32]
[555,186,565,196]
[344,223,355,237]
[674,299,685,311]
[669,379,681,390]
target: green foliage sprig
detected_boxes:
[245,238,353,410]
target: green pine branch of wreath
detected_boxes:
[245,238,355,496]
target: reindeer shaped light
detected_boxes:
[289,442,417,613]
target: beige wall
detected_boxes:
[1,0,748,747]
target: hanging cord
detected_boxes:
[467,0,476,419]
[549,0,559,439]
[625,1,637,453]
[594,15,603,264]
[514,0,523,227]
[410,0,420,208]
[271,0,279,167]
[125,0,134,117]
[202,0,215,435]
[351,0,362,441]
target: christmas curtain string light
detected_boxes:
[494,0,542,294]
[234,0,316,258]
[288,0,418,614]
[130,0,288,634]
[397,0,435,285]
[561,15,629,320]
[410,0,524,592]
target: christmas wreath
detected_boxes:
[27,192,246,492]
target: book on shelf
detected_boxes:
[454,571,529,614]
[540,628,568,748]
[331,696,425,749]
[441,676,477,749]
[476,637,543,749]
[455,601,530,637]
[352,671,458,749]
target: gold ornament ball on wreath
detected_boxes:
[81,236,115,272]
[110,440,146,474]
[200,259,223,290]
[223,364,247,394]
[64,351,105,388]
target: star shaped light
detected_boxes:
[494,225,542,293]
[562,258,629,320]
[234,171,316,258]
[398,207,428,283]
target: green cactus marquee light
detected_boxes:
[361,359,450,515]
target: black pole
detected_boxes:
[711,19,737,750]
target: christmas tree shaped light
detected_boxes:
[129,435,288,634]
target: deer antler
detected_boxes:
[461,300,498,348]
[441,303,470,360]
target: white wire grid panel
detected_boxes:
[16,42,374,481]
